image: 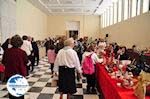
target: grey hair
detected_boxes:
[64,38,74,46]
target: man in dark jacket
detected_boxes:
[31,38,39,71]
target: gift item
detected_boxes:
[134,71,150,99]
[146,85,150,96]
[121,60,131,66]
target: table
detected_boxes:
[145,53,150,57]
[96,64,150,99]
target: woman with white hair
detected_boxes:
[54,38,82,99]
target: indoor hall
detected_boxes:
[0,0,150,99]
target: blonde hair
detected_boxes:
[64,38,74,46]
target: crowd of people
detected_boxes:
[0,34,149,99]
[0,35,39,98]
[0,35,39,74]
[42,36,140,99]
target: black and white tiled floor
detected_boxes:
[0,57,103,99]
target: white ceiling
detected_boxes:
[27,0,113,15]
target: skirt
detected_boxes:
[58,66,77,94]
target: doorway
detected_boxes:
[66,21,80,39]
[69,30,78,40]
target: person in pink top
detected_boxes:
[47,45,56,74]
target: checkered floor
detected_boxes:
[0,57,103,99]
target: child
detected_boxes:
[47,45,56,75]
[82,45,103,93]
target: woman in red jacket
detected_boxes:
[2,35,28,99]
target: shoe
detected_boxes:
[86,89,90,93]
[77,77,80,82]
[86,86,90,93]
[91,88,96,93]
[30,69,34,72]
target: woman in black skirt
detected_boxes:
[54,38,82,99]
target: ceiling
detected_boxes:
[27,0,113,15]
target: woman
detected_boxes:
[47,44,56,75]
[118,46,129,60]
[21,35,32,75]
[2,35,28,99]
[54,38,82,99]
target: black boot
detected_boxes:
[86,86,90,93]
[91,87,96,93]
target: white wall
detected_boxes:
[0,0,16,43]
[101,12,150,49]
[48,15,100,39]
[16,0,48,40]
[0,0,101,43]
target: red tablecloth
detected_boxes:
[145,53,150,56]
[96,64,150,99]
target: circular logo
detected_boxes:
[7,74,29,97]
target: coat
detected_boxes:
[2,48,28,78]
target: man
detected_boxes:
[31,38,39,69]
